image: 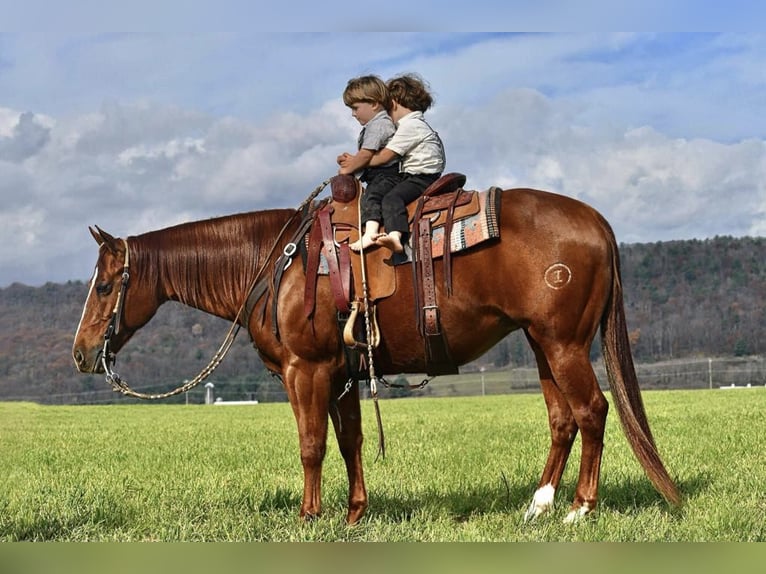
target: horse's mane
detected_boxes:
[130,209,297,311]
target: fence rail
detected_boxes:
[393,355,766,399]
[2,356,764,404]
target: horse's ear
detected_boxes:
[90,225,119,254]
[89,226,103,245]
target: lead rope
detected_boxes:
[355,185,386,460]
[103,179,332,400]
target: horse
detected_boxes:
[72,183,681,524]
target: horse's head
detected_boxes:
[72,226,151,374]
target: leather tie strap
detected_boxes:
[338,240,351,306]
[417,216,457,375]
[442,188,462,296]
[418,217,439,337]
[318,207,351,313]
[303,214,325,319]
[410,196,427,334]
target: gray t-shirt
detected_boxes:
[358,111,398,168]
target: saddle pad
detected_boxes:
[429,187,500,258]
[407,189,479,228]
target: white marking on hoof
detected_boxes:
[563,503,592,524]
[523,484,555,522]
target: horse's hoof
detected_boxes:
[563,503,593,524]
[299,510,321,522]
[345,500,368,525]
[523,484,555,522]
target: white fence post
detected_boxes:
[205,382,215,405]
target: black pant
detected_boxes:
[382,172,441,237]
[360,166,402,224]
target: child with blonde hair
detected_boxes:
[336,75,401,251]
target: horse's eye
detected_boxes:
[95,282,113,296]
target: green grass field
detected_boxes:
[0,389,764,541]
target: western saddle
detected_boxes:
[285,172,484,378]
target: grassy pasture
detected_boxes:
[0,389,764,541]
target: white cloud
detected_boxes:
[0,108,21,137]
[438,88,766,244]
[1,33,766,286]
[0,110,52,162]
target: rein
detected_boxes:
[353,185,386,460]
[100,237,245,400]
[100,179,332,400]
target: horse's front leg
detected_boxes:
[329,377,368,525]
[283,360,333,521]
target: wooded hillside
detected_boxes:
[1,236,764,403]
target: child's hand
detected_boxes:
[336,152,352,165]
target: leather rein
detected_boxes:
[100,179,331,400]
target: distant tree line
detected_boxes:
[481,236,766,368]
[1,235,764,403]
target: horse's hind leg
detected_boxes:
[329,378,368,525]
[537,339,609,522]
[524,333,580,521]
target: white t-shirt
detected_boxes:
[385,111,445,175]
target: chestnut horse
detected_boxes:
[72,186,680,524]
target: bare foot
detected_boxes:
[374,233,405,254]
[349,234,379,252]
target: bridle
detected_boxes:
[100,238,131,389]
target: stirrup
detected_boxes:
[343,300,380,349]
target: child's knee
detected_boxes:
[381,192,399,209]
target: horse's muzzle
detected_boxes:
[72,347,105,374]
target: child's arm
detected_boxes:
[337,149,375,175]
[368,147,399,167]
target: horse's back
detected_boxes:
[500,188,611,245]
[464,187,614,279]
[447,187,614,336]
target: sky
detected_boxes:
[1,31,766,287]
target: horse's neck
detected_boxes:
[144,214,286,321]
[156,250,242,320]
[147,230,258,320]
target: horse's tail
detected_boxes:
[600,221,682,506]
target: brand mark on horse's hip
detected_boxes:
[544,263,572,289]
